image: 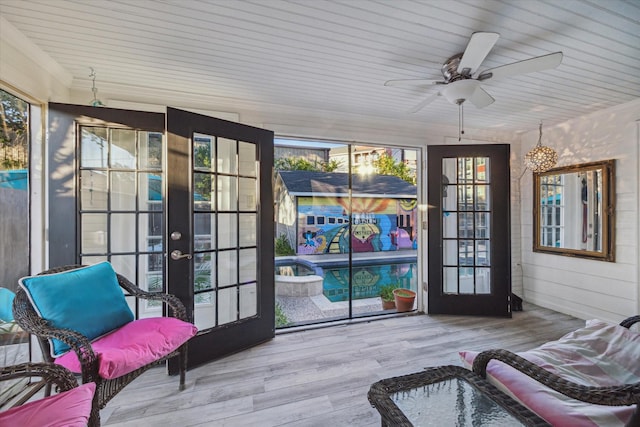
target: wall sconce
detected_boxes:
[524,121,558,172]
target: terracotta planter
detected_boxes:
[393,288,416,312]
[381,298,395,310]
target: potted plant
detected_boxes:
[379,284,398,310]
[393,288,416,312]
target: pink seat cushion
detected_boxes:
[55,317,197,379]
[0,382,95,427]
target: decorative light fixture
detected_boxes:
[89,67,105,107]
[524,121,558,172]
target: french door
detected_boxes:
[47,103,274,370]
[427,144,511,317]
[166,108,274,368]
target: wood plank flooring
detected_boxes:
[102,303,585,426]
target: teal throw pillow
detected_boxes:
[19,262,134,357]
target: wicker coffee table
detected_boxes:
[368,365,549,427]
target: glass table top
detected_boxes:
[391,377,527,427]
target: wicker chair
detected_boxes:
[472,315,640,427]
[12,264,192,427]
[1,362,96,425]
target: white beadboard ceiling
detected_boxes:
[1,0,639,134]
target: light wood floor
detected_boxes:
[102,304,584,426]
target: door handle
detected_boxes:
[171,250,192,260]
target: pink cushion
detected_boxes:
[460,319,640,426]
[55,317,197,379]
[0,382,95,427]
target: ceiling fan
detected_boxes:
[385,32,563,114]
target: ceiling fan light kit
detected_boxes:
[524,121,558,173]
[441,80,480,105]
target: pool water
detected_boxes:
[322,261,417,302]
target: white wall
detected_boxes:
[520,99,640,323]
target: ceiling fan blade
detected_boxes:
[384,78,442,87]
[468,87,495,109]
[457,32,500,75]
[409,92,440,113]
[478,51,563,81]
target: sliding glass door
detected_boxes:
[274,140,419,327]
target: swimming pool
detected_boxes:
[275,258,417,303]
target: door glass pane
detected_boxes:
[459,240,474,266]
[239,214,256,246]
[218,138,237,174]
[140,132,162,170]
[239,283,257,319]
[443,267,457,294]
[194,254,214,291]
[443,185,457,211]
[217,176,237,211]
[111,213,136,252]
[218,287,237,325]
[476,268,491,294]
[443,240,458,265]
[110,129,136,169]
[442,212,457,238]
[218,250,237,286]
[475,158,489,182]
[238,141,256,177]
[459,212,473,238]
[476,240,490,266]
[80,170,107,210]
[218,213,237,249]
[194,173,213,209]
[194,134,214,171]
[443,158,457,184]
[81,127,108,168]
[239,248,256,283]
[475,185,490,211]
[194,213,215,250]
[111,171,136,210]
[458,185,473,210]
[139,212,162,252]
[459,267,475,294]
[194,290,215,330]
[81,213,107,253]
[239,177,257,211]
[140,173,162,207]
[475,213,489,239]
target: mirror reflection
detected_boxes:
[533,160,615,261]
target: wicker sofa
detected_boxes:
[461,315,640,427]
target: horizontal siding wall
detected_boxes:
[520,99,640,323]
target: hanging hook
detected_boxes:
[89,67,104,107]
[537,120,543,146]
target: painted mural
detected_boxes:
[296,196,417,254]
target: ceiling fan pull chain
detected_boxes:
[458,101,465,141]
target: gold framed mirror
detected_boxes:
[533,160,615,261]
